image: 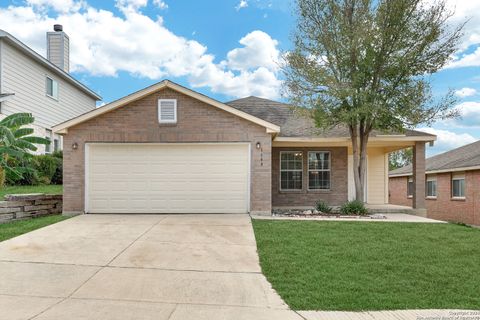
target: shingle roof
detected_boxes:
[226,96,435,139]
[390,140,480,176]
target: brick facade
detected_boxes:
[62,88,272,214]
[272,147,348,207]
[389,170,480,225]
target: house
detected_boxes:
[389,140,480,225]
[53,80,435,215]
[0,25,101,153]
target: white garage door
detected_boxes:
[86,143,250,214]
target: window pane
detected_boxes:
[281,171,302,190]
[452,179,465,197]
[407,181,413,196]
[426,180,436,197]
[46,78,53,96]
[309,171,330,190]
[281,152,302,170]
[308,152,330,170]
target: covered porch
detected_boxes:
[272,135,435,214]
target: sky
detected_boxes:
[0,0,479,156]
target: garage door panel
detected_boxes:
[87,144,249,214]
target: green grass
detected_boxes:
[0,215,68,242]
[0,185,63,199]
[252,220,480,311]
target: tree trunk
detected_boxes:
[350,126,363,202]
[350,125,369,203]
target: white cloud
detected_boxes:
[445,47,480,69]
[0,1,282,99]
[225,30,279,72]
[445,101,480,128]
[235,0,248,11]
[417,127,477,155]
[455,87,477,97]
[116,0,148,11]
[25,0,85,12]
[153,0,168,10]
[438,0,480,69]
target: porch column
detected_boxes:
[412,142,426,214]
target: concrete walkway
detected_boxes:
[300,309,480,319]
[253,213,444,223]
[0,214,301,320]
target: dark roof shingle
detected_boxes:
[390,140,480,176]
[226,96,434,139]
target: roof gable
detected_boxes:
[53,80,280,134]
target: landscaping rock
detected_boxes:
[370,214,387,219]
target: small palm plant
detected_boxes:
[0,113,50,187]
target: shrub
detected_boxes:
[6,153,63,186]
[5,157,40,186]
[315,200,332,214]
[34,155,57,184]
[340,200,369,215]
[51,156,63,185]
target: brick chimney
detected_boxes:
[46,24,70,73]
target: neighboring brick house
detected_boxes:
[389,140,480,225]
[0,25,100,153]
[53,80,435,215]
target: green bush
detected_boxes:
[5,157,40,186]
[5,153,63,186]
[50,151,63,184]
[315,200,332,214]
[33,155,57,184]
[340,200,369,215]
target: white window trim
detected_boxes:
[279,151,303,191]
[307,151,331,191]
[451,173,466,199]
[426,176,437,198]
[46,76,58,100]
[158,99,177,124]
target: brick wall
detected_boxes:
[62,88,272,214]
[389,170,480,225]
[272,147,348,207]
[0,194,62,223]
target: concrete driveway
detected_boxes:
[0,214,301,320]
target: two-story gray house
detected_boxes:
[0,25,101,153]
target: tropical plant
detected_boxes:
[0,113,50,187]
[284,0,464,202]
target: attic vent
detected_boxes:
[158,99,177,123]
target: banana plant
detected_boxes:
[0,113,50,186]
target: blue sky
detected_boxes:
[0,0,479,156]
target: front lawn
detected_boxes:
[252,220,480,311]
[0,215,68,242]
[0,185,63,199]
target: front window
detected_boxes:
[407,177,413,197]
[452,174,465,198]
[426,176,437,197]
[46,76,58,99]
[280,152,303,190]
[308,151,331,190]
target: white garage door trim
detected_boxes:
[84,143,251,214]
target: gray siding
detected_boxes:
[0,40,95,129]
